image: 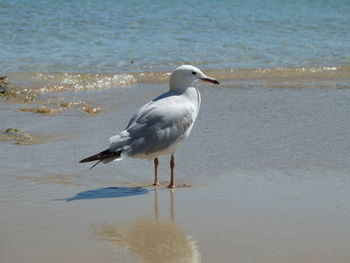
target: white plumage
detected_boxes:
[80,65,219,188]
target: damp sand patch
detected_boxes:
[1,76,102,115]
[0,128,33,145]
[0,76,37,102]
[18,106,64,115]
[0,128,59,145]
[58,101,102,114]
[18,101,102,115]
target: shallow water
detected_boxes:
[1,79,350,262]
[3,65,350,95]
[1,0,349,73]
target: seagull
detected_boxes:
[80,65,219,188]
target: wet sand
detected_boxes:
[1,79,350,262]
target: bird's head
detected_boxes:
[169,65,219,91]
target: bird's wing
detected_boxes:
[107,97,162,153]
[125,90,178,129]
[114,94,198,157]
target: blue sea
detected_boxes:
[1,0,349,75]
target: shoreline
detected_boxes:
[1,64,350,96]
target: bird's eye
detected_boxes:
[192,71,197,75]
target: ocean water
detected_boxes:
[1,0,349,74]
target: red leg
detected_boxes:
[167,154,175,188]
[153,157,159,185]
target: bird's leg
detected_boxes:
[153,157,159,185]
[167,154,175,188]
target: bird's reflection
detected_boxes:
[97,189,201,263]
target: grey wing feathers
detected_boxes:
[107,91,197,157]
[122,99,195,156]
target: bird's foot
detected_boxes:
[167,183,176,189]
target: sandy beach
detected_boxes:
[1,73,350,262]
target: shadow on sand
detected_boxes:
[63,187,149,202]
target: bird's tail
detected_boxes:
[79,149,122,169]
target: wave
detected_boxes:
[5,65,350,93]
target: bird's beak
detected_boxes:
[200,76,220,85]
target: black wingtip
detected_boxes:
[80,156,95,163]
[79,149,121,163]
[80,157,91,163]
